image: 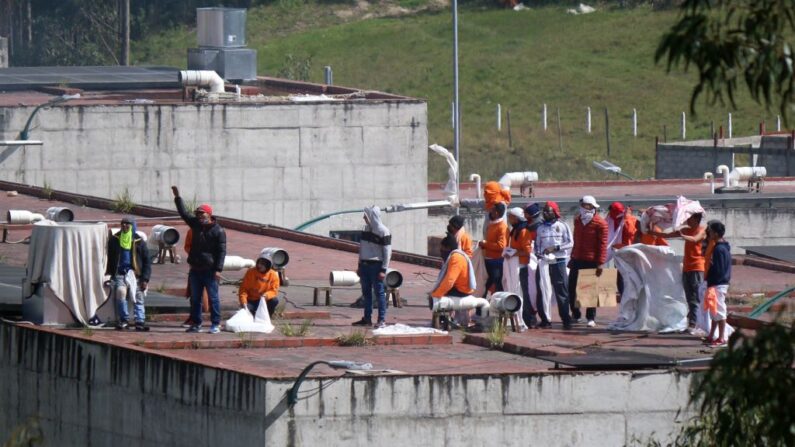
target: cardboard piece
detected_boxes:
[575,268,618,308]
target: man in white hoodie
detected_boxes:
[352,206,392,329]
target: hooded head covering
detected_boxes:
[448,215,465,231]
[257,249,274,270]
[609,202,625,220]
[363,206,390,238]
[118,216,137,250]
[524,203,541,219]
[545,201,561,219]
[508,207,526,222]
[509,207,528,240]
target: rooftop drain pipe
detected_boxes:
[179,70,225,93]
[498,171,538,190]
[704,172,715,194]
[716,165,767,188]
[469,174,482,199]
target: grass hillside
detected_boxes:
[133,1,778,181]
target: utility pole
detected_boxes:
[120,0,130,65]
[452,0,461,210]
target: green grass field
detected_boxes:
[133,1,779,181]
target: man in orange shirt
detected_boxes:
[651,212,706,328]
[479,203,508,297]
[446,215,473,257]
[431,234,477,328]
[505,207,536,328]
[238,250,281,317]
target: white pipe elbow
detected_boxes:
[498,171,539,189]
[179,70,225,93]
[716,165,731,188]
[469,174,482,198]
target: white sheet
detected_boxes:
[472,246,488,298]
[373,323,447,335]
[224,302,275,333]
[536,256,554,322]
[609,244,688,332]
[25,221,109,325]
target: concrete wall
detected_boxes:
[656,138,795,179]
[0,101,429,254]
[0,323,693,447]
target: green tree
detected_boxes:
[656,0,795,118]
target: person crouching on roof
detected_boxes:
[352,206,392,329]
[106,216,151,331]
[238,250,281,317]
[431,234,476,328]
[446,215,473,257]
[479,202,508,297]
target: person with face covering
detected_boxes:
[534,201,574,329]
[569,195,608,327]
[479,202,508,297]
[106,216,151,331]
[352,206,392,329]
[505,207,536,327]
[446,215,473,257]
[238,250,281,317]
[606,202,638,301]
[172,186,227,334]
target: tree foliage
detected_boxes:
[656,0,795,119]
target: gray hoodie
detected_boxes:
[359,206,392,271]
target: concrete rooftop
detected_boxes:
[0,183,792,380]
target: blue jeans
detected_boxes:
[519,265,537,326]
[359,261,386,323]
[111,274,145,323]
[548,260,572,326]
[247,298,279,317]
[483,258,504,297]
[189,269,221,326]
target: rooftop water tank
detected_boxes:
[197,7,247,48]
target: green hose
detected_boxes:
[293,208,364,232]
[748,286,795,318]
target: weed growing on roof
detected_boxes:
[280,319,312,337]
[335,330,372,347]
[81,326,94,337]
[237,332,256,348]
[487,320,506,349]
[112,187,135,213]
[41,180,53,200]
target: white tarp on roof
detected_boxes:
[25,221,108,325]
[609,244,688,333]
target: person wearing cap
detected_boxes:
[238,250,281,317]
[352,206,392,329]
[446,215,473,257]
[569,195,609,327]
[505,206,536,328]
[534,201,574,329]
[172,186,227,334]
[106,216,151,331]
[606,202,639,301]
[479,202,508,297]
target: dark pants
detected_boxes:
[548,260,572,326]
[520,265,537,326]
[483,258,504,297]
[616,271,624,302]
[247,298,279,317]
[188,269,220,326]
[359,261,386,323]
[568,259,598,321]
[682,271,703,326]
[444,287,470,297]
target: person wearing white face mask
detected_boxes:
[568,195,608,327]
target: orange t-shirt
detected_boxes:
[681,226,705,272]
[238,268,280,306]
[482,220,508,259]
[704,239,717,276]
[509,228,535,265]
[431,252,475,298]
[456,229,473,258]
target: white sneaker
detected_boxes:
[586,320,596,328]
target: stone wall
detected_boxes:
[0,323,693,446]
[0,100,429,254]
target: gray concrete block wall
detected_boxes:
[656,143,794,179]
[0,322,693,447]
[0,100,429,254]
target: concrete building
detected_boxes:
[0,67,429,254]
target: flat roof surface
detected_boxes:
[0,66,180,91]
[0,188,788,379]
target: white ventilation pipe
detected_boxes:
[703,172,715,194]
[384,269,403,288]
[470,173,482,199]
[732,166,766,182]
[179,70,225,93]
[716,165,731,188]
[151,225,180,247]
[223,256,255,271]
[7,210,45,224]
[260,247,289,268]
[383,200,450,213]
[45,207,74,222]
[432,296,491,313]
[330,271,360,287]
[498,171,539,189]
[490,292,522,313]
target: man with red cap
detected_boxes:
[569,195,608,327]
[534,201,574,329]
[606,202,638,301]
[172,186,227,334]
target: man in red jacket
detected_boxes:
[569,195,608,327]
